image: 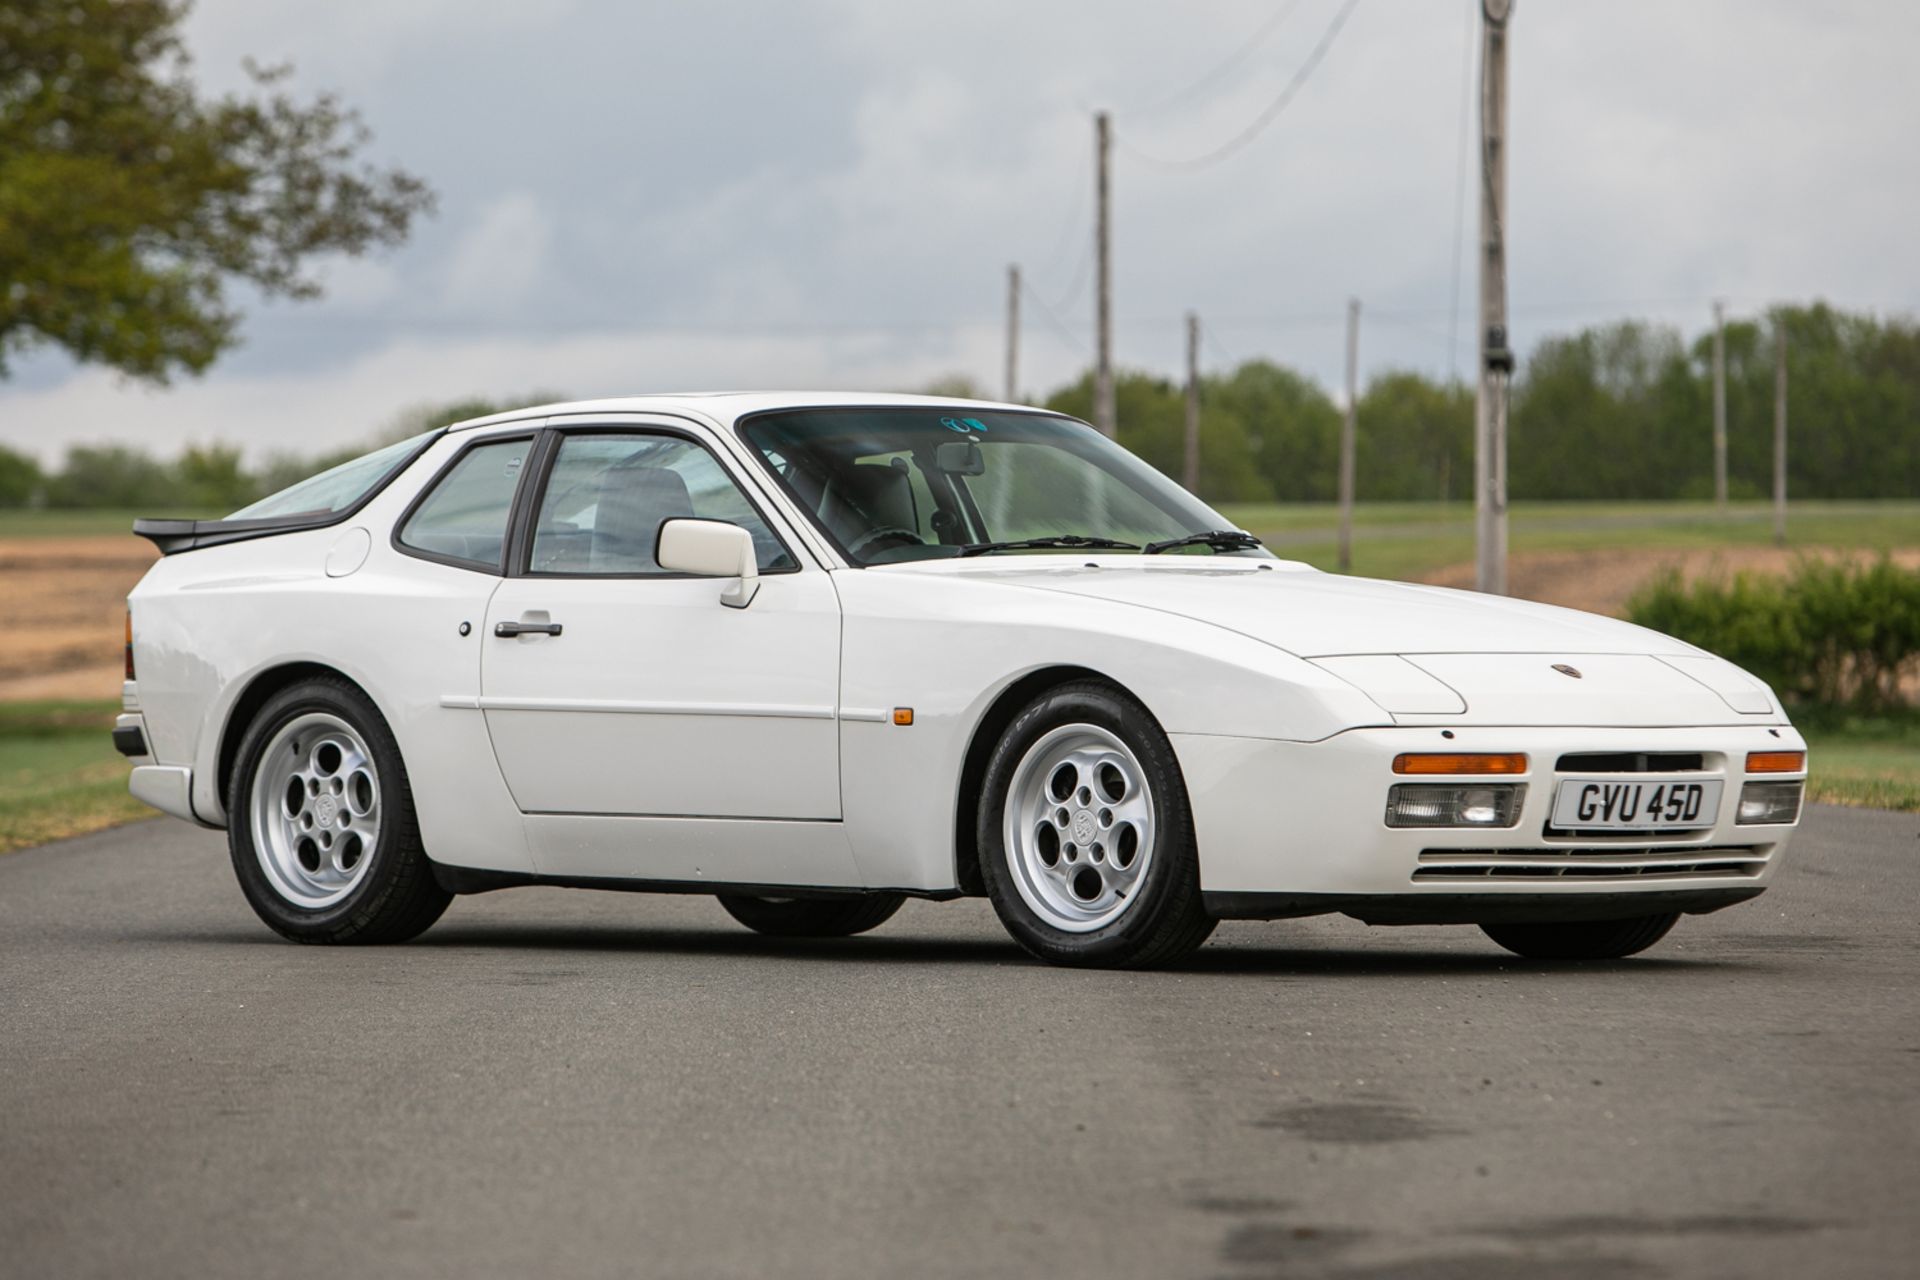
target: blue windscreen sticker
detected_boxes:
[940,416,990,434]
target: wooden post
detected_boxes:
[1005,264,1020,403]
[1474,0,1513,596]
[1183,312,1201,494]
[1339,297,1360,572]
[1093,111,1115,438]
[1774,326,1788,545]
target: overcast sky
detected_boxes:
[5,0,1918,463]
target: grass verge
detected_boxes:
[1802,714,1920,813]
[0,701,151,853]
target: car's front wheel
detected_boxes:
[717,893,906,938]
[978,681,1215,968]
[228,676,451,944]
[1480,913,1680,960]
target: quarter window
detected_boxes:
[529,433,794,575]
[396,437,532,571]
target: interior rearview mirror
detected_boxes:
[934,439,985,476]
[656,518,760,609]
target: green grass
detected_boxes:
[0,507,223,538]
[1215,499,1920,580]
[1803,716,1920,812]
[0,701,150,853]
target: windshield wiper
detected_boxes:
[956,534,1142,558]
[1141,529,1264,555]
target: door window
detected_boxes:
[396,436,532,571]
[529,433,795,575]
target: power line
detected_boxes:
[1116,0,1362,174]
[1020,275,1089,354]
[1130,0,1307,120]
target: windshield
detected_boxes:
[226,430,439,521]
[738,407,1265,565]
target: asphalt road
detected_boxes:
[2,806,1916,1280]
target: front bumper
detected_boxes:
[1174,723,1805,919]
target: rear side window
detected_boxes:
[396,437,532,571]
[228,430,438,521]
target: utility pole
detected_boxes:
[1339,297,1360,573]
[1005,264,1021,403]
[1093,111,1115,438]
[1183,312,1201,494]
[1713,299,1728,509]
[1773,326,1788,545]
[1474,0,1514,596]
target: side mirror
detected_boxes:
[657,518,760,609]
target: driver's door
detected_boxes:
[479,423,855,884]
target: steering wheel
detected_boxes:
[847,526,924,558]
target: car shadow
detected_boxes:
[112,920,1770,976]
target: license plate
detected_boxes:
[1551,777,1723,830]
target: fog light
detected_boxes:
[1386,783,1526,828]
[1737,780,1802,825]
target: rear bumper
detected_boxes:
[1175,723,1806,911]
[128,765,201,824]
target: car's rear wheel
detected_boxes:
[717,893,906,937]
[1479,912,1680,960]
[228,676,451,944]
[978,681,1215,968]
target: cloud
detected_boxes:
[6,0,1920,461]
[439,192,555,316]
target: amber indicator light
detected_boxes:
[892,707,914,726]
[1392,752,1528,776]
[124,610,135,680]
[1746,750,1806,774]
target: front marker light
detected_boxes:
[1386,783,1527,829]
[1737,780,1803,825]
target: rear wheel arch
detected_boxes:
[952,665,1154,897]
[217,662,371,811]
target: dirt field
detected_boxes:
[0,536,157,702]
[2,534,1916,704]
[1417,544,1920,618]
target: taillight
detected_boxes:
[124,610,135,681]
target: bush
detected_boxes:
[1627,557,1920,713]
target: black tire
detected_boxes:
[717,893,907,938]
[977,680,1216,969]
[1480,912,1680,961]
[227,676,452,944]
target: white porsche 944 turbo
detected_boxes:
[117,393,1807,968]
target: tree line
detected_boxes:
[3,302,1916,511]
[1041,301,1920,504]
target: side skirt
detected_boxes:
[430,861,964,903]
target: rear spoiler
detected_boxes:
[133,516,329,555]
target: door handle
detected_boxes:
[494,620,563,638]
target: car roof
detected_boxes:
[444,391,1053,434]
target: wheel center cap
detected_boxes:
[1071,809,1097,845]
[315,795,338,827]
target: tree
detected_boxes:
[0,0,434,382]
[1208,360,1340,502]
[0,444,42,506]
[1044,369,1273,503]
[171,442,255,510]
[44,444,172,508]
[1355,372,1473,502]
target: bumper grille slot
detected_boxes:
[1414,845,1769,882]
[1555,751,1706,773]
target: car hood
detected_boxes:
[901,559,1689,659]
[875,558,1780,725]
